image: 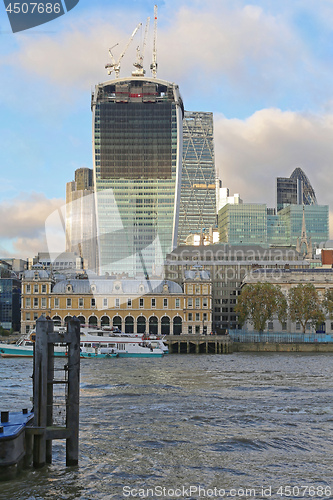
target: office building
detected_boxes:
[66,168,97,271]
[92,77,184,277]
[278,204,329,247]
[277,167,317,212]
[21,270,212,335]
[165,244,309,332]
[0,277,21,331]
[218,204,268,246]
[177,111,216,244]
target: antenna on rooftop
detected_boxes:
[105,23,142,78]
[150,5,158,78]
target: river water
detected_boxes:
[1,353,333,500]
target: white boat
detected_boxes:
[79,327,167,358]
[0,326,168,359]
[0,333,67,358]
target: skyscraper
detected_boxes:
[276,167,317,212]
[92,77,184,277]
[177,111,216,244]
[66,168,97,271]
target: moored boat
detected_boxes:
[0,326,167,358]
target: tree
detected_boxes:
[288,283,325,333]
[235,283,287,332]
[323,288,333,319]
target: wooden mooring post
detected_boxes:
[32,316,80,467]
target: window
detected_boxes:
[163,298,168,308]
[26,298,31,308]
[195,313,200,321]
[66,298,72,308]
[26,284,31,293]
[33,298,38,308]
[127,298,132,308]
[203,313,207,321]
[139,298,144,308]
[195,325,200,334]
[151,298,156,308]
[195,286,200,294]
[188,325,192,334]
[296,322,301,331]
[188,298,193,308]
[268,322,273,330]
[26,313,30,321]
[195,298,200,308]
[203,298,208,308]
[103,298,108,308]
[188,285,193,294]
[33,313,38,320]
[34,284,39,294]
[91,298,96,308]
[41,298,47,309]
[41,284,47,293]
[79,298,84,308]
[115,298,120,308]
[54,298,59,308]
[282,322,287,331]
[175,298,180,309]
[188,313,193,321]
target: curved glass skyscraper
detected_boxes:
[92,77,184,277]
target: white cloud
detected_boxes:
[0,194,64,258]
[4,3,299,94]
[214,108,333,236]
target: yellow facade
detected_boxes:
[21,271,212,336]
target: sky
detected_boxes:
[1,0,333,258]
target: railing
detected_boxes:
[229,330,333,343]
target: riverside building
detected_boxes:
[165,244,309,333]
[20,269,212,336]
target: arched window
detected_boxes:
[137,316,146,334]
[64,315,72,324]
[89,316,98,326]
[101,316,110,326]
[149,316,158,335]
[173,316,182,335]
[125,316,134,333]
[161,316,170,335]
[113,316,122,331]
[52,315,62,326]
[77,315,86,325]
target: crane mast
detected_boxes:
[105,22,142,78]
[133,17,150,76]
[150,5,158,78]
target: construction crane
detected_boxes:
[132,16,150,76]
[105,22,142,78]
[150,5,158,78]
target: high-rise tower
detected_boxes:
[177,111,216,244]
[91,77,184,277]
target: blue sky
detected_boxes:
[1,0,333,257]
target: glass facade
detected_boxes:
[219,203,328,247]
[278,205,329,246]
[0,278,21,331]
[218,204,267,245]
[178,111,216,244]
[92,78,184,276]
[277,167,317,212]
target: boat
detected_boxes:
[0,333,67,358]
[79,327,167,358]
[0,326,168,359]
